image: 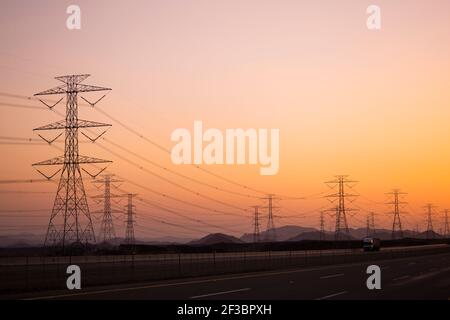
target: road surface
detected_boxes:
[18,251,450,300]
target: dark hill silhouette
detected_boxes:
[414,230,442,239]
[190,233,244,245]
[287,231,335,241]
[241,225,316,242]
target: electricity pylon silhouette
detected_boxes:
[370,212,376,236]
[444,209,450,238]
[366,214,371,237]
[320,211,325,241]
[252,206,261,243]
[33,75,112,249]
[262,194,278,241]
[386,189,407,240]
[91,175,124,242]
[124,194,137,245]
[425,203,436,239]
[325,175,358,240]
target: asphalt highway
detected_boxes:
[20,251,450,300]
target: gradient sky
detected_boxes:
[1,0,450,239]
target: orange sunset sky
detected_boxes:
[1,0,450,239]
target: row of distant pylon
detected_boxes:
[251,177,450,242]
[92,175,137,244]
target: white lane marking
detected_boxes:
[320,273,344,279]
[190,288,250,299]
[393,275,410,281]
[316,291,348,300]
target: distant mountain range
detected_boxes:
[0,234,193,248]
[241,225,316,242]
[0,233,45,248]
[0,225,446,248]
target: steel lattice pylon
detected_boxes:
[444,210,450,238]
[92,175,124,242]
[319,211,325,241]
[33,75,112,249]
[425,203,436,240]
[325,175,358,241]
[262,194,278,242]
[386,189,407,240]
[124,194,137,245]
[252,206,260,243]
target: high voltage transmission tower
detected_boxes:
[252,206,261,243]
[365,212,376,237]
[444,209,450,238]
[366,214,371,237]
[386,189,407,240]
[424,203,436,239]
[370,212,376,236]
[124,194,137,245]
[91,175,124,242]
[32,75,112,249]
[325,175,358,240]
[262,194,278,241]
[319,211,325,241]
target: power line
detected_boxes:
[0,179,52,184]
[99,136,261,199]
[134,196,242,234]
[94,142,250,212]
[1,91,319,200]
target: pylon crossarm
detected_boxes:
[33,155,65,166]
[33,155,112,166]
[55,74,90,84]
[33,120,66,131]
[38,97,64,110]
[76,84,111,93]
[34,85,68,96]
[82,166,109,179]
[34,167,61,180]
[81,129,109,143]
[37,132,63,144]
[91,192,123,199]
[34,119,112,131]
